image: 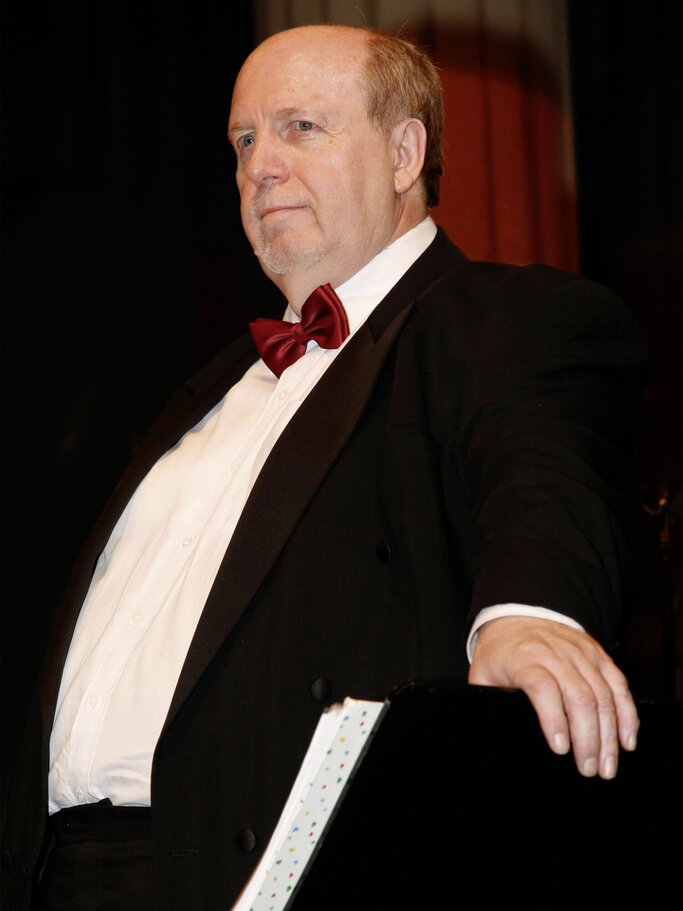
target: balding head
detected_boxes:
[228,25,435,304]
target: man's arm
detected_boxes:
[469,615,639,779]
[440,267,649,777]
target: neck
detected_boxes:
[272,207,429,314]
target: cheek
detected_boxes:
[347,172,395,225]
[304,154,355,224]
[239,210,262,257]
[346,143,395,204]
[237,185,257,236]
[239,203,251,240]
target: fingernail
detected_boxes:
[626,732,637,751]
[553,733,570,754]
[582,757,598,777]
[604,756,617,779]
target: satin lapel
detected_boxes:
[164,228,468,729]
[39,335,259,742]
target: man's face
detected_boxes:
[228,27,406,300]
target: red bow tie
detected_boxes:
[249,284,350,378]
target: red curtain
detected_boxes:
[254,2,580,272]
[429,20,579,271]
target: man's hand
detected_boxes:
[468,616,639,779]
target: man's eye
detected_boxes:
[294,120,315,133]
[236,134,255,151]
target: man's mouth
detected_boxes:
[259,205,307,219]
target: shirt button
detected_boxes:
[181,537,193,548]
[310,678,333,703]
[131,613,145,625]
[276,390,288,402]
[230,464,240,473]
[86,693,102,708]
[236,828,257,853]
[376,541,392,564]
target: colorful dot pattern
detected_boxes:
[231,697,386,911]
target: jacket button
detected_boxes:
[236,828,257,853]
[376,540,392,564]
[310,678,333,702]
[1,850,14,871]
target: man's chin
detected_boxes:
[255,239,327,276]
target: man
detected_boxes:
[2,24,647,911]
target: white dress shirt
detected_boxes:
[48,217,580,812]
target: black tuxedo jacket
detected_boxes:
[2,229,648,909]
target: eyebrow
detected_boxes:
[227,120,249,136]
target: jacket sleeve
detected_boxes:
[431,266,649,648]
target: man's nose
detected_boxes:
[242,136,289,186]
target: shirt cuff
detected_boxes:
[466,604,586,663]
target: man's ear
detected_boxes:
[391,119,427,196]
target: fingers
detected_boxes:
[516,658,619,778]
[602,655,640,753]
[468,617,640,779]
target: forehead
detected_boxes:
[230,27,370,120]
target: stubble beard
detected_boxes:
[248,205,327,275]
[255,236,327,275]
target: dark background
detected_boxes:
[567,2,682,704]
[2,1,682,805]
